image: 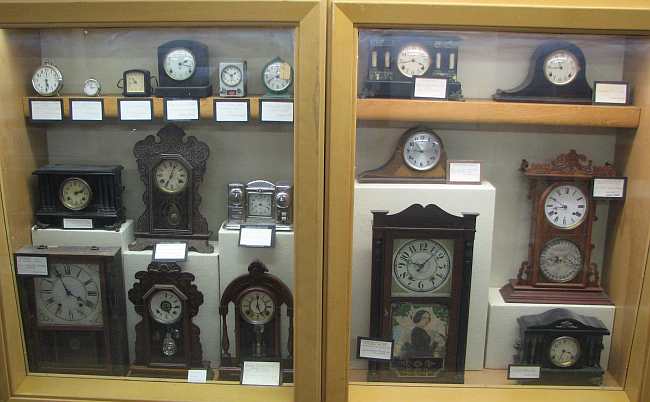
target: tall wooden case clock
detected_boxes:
[15,246,128,375]
[218,260,293,382]
[129,124,213,253]
[128,262,205,377]
[369,204,477,383]
[501,150,616,305]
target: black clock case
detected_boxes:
[154,40,212,98]
[33,164,125,230]
[516,308,610,385]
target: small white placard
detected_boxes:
[30,100,63,121]
[187,369,207,383]
[241,361,281,386]
[215,101,248,122]
[119,100,152,121]
[508,365,541,380]
[71,100,103,121]
[413,77,448,99]
[261,101,293,122]
[448,162,482,183]
[239,226,274,248]
[165,99,199,121]
[153,243,188,261]
[358,339,393,360]
[63,218,93,229]
[16,256,48,276]
[593,178,626,198]
[594,83,628,104]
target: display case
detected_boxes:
[0,1,325,402]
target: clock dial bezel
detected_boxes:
[396,43,432,78]
[401,129,443,171]
[548,335,581,368]
[391,238,453,295]
[539,238,583,283]
[238,288,276,325]
[32,63,64,97]
[162,47,197,82]
[58,177,93,211]
[153,158,190,195]
[221,64,243,86]
[262,58,293,94]
[83,78,102,97]
[148,289,184,325]
[543,49,581,86]
[542,183,589,230]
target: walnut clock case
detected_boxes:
[15,246,128,375]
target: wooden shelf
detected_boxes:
[357,98,641,128]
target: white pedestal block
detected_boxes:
[350,181,496,370]
[122,243,220,366]
[485,287,615,369]
[31,219,135,251]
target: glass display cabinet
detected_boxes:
[325,1,650,402]
[0,1,325,402]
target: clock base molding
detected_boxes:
[516,366,605,386]
[153,86,212,98]
[129,232,213,254]
[500,280,612,305]
[127,361,212,379]
[492,93,593,104]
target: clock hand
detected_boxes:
[165,166,176,186]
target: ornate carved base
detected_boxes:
[129,232,213,253]
[127,361,211,379]
[500,279,612,305]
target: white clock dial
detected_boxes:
[263,60,292,93]
[163,48,196,81]
[221,65,243,87]
[392,239,451,293]
[396,44,431,78]
[544,49,580,86]
[32,64,63,96]
[540,238,583,283]
[248,193,273,217]
[149,290,183,324]
[155,160,188,194]
[549,336,581,367]
[544,184,588,229]
[34,263,102,326]
[59,177,92,211]
[239,290,275,325]
[125,71,145,93]
[83,78,101,97]
[402,130,442,171]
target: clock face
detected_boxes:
[263,60,292,93]
[544,49,580,86]
[125,71,145,93]
[544,184,588,229]
[540,238,583,283]
[34,263,102,326]
[59,177,92,211]
[396,44,431,78]
[149,289,183,324]
[83,78,101,97]
[163,48,196,81]
[239,289,275,325]
[402,130,442,171]
[155,159,189,194]
[248,192,273,217]
[392,238,452,295]
[549,336,581,367]
[221,65,243,87]
[32,64,63,96]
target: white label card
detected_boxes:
[241,361,281,386]
[187,369,207,383]
[166,99,199,120]
[215,101,248,122]
[413,77,448,99]
[508,365,541,380]
[358,339,393,360]
[239,227,274,248]
[30,100,63,121]
[594,83,628,104]
[261,101,293,122]
[71,100,103,121]
[448,162,482,183]
[119,100,152,121]
[63,218,94,229]
[154,243,188,261]
[593,178,626,198]
[16,256,49,276]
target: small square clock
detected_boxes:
[120,69,152,97]
[219,60,247,97]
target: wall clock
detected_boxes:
[493,40,593,103]
[15,245,128,375]
[128,261,205,377]
[218,260,293,382]
[358,127,447,182]
[154,40,212,98]
[219,60,247,97]
[129,124,212,253]
[516,308,609,385]
[226,180,293,230]
[501,150,616,305]
[369,204,477,383]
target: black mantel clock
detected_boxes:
[129,123,212,253]
[154,39,212,98]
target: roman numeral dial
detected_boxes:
[543,184,588,229]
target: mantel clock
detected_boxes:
[154,40,212,98]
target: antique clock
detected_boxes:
[218,260,293,382]
[369,204,477,383]
[118,69,154,97]
[32,61,64,96]
[501,150,616,305]
[493,41,592,103]
[362,33,462,100]
[33,164,125,230]
[359,127,447,183]
[128,261,205,377]
[15,245,128,375]
[218,60,247,97]
[129,124,212,253]
[226,180,293,230]
[262,57,293,96]
[82,78,102,97]
[154,40,212,98]
[516,308,609,385]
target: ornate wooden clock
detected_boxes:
[501,150,616,305]
[129,123,212,253]
[516,308,609,385]
[218,260,293,382]
[369,204,477,383]
[15,245,128,375]
[128,261,205,377]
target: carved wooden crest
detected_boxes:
[521,149,616,178]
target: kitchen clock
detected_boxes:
[82,78,101,97]
[219,60,247,97]
[369,204,477,383]
[15,245,128,375]
[32,61,64,96]
[493,41,593,103]
[262,57,293,96]
[118,69,153,97]
[154,40,211,98]
[501,150,616,304]
[226,180,293,230]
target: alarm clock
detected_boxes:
[154,40,212,98]
[118,69,154,97]
[218,60,247,97]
